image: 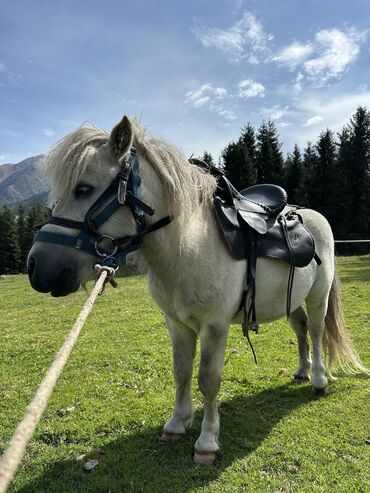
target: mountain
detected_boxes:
[0,155,50,208]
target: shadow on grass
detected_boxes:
[17,383,317,493]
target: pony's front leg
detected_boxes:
[194,323,228,465]
[162,317,197,442]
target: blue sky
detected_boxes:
[1,0,370,164]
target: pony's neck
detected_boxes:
[141,207,211,278]
[133,149,217,285]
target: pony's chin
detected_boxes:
[51,282,80,297]
[50,271,80,297]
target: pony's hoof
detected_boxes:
[293,375,310,384]
[313,386,327,397]
[161,432,184,444]
[193,451,217,465]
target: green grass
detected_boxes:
[0,257,369,493]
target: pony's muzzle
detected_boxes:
[27,245,80,296]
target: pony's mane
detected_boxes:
[44,120,217,217]
[44,125,109,204]
[130,120,217,219]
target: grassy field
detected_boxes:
[0,256,369,493]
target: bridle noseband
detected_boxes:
[35,148,172,268]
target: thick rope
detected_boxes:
[0,270,108,493]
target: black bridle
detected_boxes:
[35,148,171,268]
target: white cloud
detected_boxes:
[260,104,291,121]
[185,83,227,108]
[304,28,367,84]
[185,83,235,120]
[238,79,265,98]
[212,106,237,121]
[303,115,324,127]
[44,128,55,137]
[0,62,7,72]
[279,90,370,152]
[274,28,367,85]
[279,121,293,128]
[292,72,304,94]
[193,11,273,63]
[273,42,313,69]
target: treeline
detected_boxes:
[1,106,369,274]
[204,106,370,240]
[0,204,48,274]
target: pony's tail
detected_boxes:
[324,262,369,376]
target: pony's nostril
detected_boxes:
[27,256,36,277]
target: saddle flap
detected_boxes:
[258,212,315,268]
[237,209,268,234]
[214,198,240,228]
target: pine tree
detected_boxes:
[23,204,49,264]
[313,129,340,233]
[0,206,20,274]
[16,205,29,272]
[298,142,317,207]
[201,151,215,166]
[346,106,370,237]
[221,141,245,189]
[284,144,302,204]
[239,123,257,189]
[336,126,352,237]
[256,120,284,186]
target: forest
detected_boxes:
[218,106,370,242]
[0,106,369,274]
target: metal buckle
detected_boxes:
[94,235,118,258]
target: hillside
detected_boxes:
[0,155,49,207]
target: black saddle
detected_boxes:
[214,175,315,268]
[190,159,319,341]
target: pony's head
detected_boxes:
[27,115,216,296]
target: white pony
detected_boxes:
[28,116,368,464]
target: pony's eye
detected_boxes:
[74,184,94,198]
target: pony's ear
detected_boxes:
[109,115,134,162]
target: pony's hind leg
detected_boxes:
[194,323,228,465]
[289,305,311,382]
[306,296,329,395]
[162,317,196,442]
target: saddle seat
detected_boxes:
[239,183,288,214]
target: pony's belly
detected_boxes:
[234,257,317,324]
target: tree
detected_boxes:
[345,106,370,237]
[23,204,49,265]
[0,206,20,274]
[222,141,245,190]
[239,123,257,189]
[336,126,352,237]
[284,144,302,204]
[16,205,29,272]
[298,142,317,207]
[201,151,215,167]
[312,129,338,229]
[256,120,284,186]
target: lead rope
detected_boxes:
[0,267,112,493]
